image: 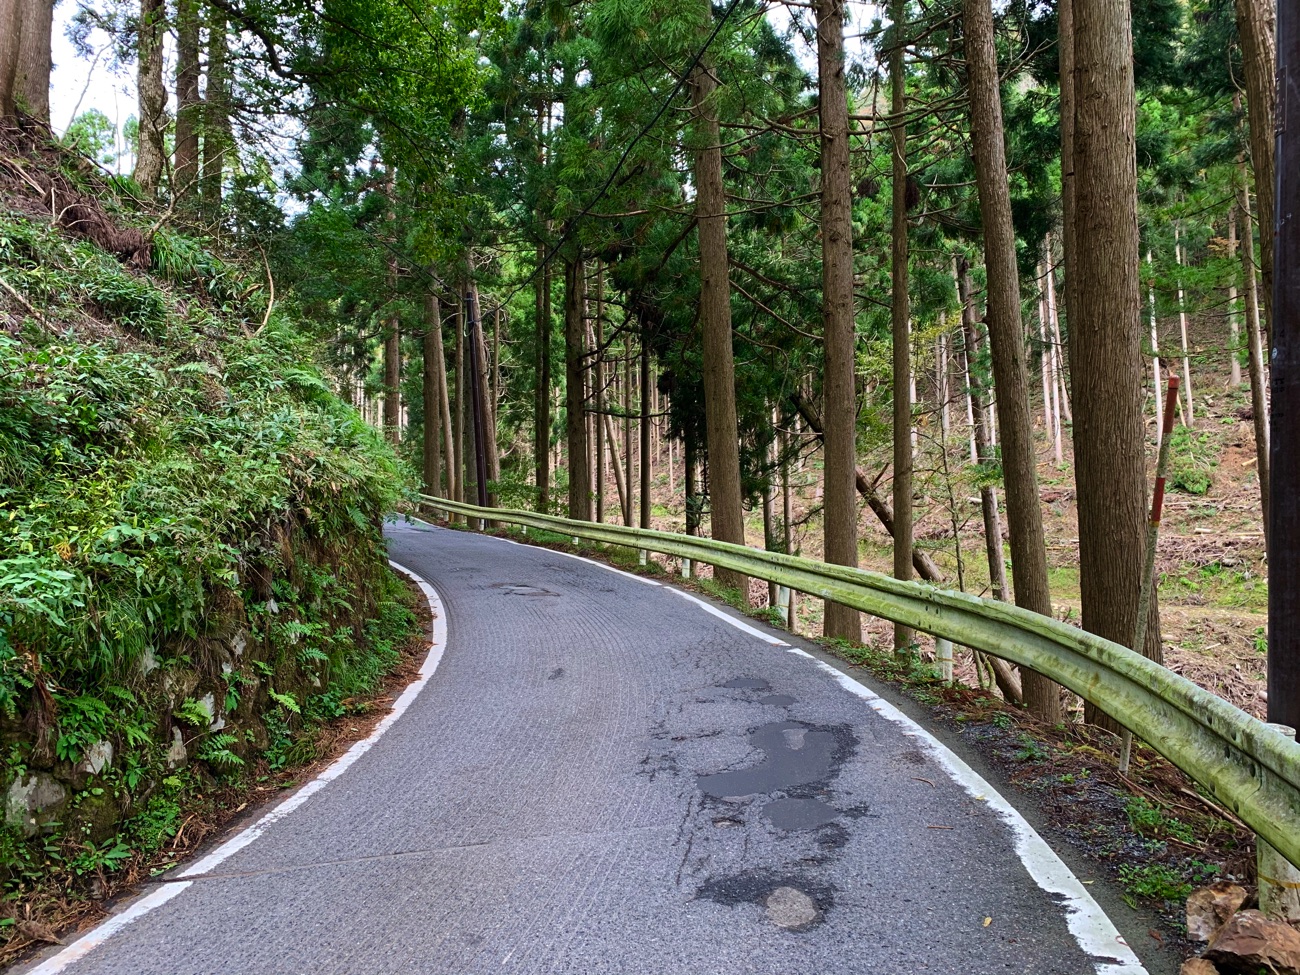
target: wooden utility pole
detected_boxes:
[890,0,913,652]
[1270,0,1299,737]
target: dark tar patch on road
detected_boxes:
[762,796,840,831]
[695,869,834,931]
[696,721,855,800]
[721,677,771,691]
[491,583,559,597]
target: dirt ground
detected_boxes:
[626,315,1270,721]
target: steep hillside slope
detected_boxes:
[0,125,416,945]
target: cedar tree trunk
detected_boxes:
[964,0,1061,720]
[689,9,748,596]
[816,0,862,642]
[565,256,591,521]
[16,0,53,122]
[1070,0,1162,731]
[174,0,201,202]
[1234,0,1275,335]
[423,291,444,498]
[134,0,167,195]
[890,0,913,650]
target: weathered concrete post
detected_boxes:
[935,638,954,682]
[1259,723,1300,919]
[775,585,791,626]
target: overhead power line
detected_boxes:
[504,0,748,304]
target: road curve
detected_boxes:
[28,519,1149,975]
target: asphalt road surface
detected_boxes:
[28,519,1152,975]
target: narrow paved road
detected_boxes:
[30,520,1151,975]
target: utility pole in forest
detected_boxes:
[889,0,914,653]
[1270,1,1299,738]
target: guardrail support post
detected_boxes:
[775,585,790,626]
[521,525,527,536]
[639,549,648,566]
[935,637,954,682]
[1259,838,1300,920]
[1260,723,1300,920]
[572,536,579,546]
[682,558,692,579]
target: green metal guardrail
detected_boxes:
[420,495,1300,873]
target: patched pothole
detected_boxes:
[490,583,558,597]
[765,886,820,929]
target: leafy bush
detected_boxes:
[0,212,411,752]
[1168,426,1217,496]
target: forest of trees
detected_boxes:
[0,0,1285,726]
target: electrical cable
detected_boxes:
[504,0,748,304]
[239,0,746,312]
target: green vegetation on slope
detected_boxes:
[0,215,403,706]
[0,144,417,935]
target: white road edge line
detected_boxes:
[802,652,1146,975]
[668,588,789,647]
[403,512,664,589]
[21,560,449,975]
[535,546,664,588]
[563,551,1146,975]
